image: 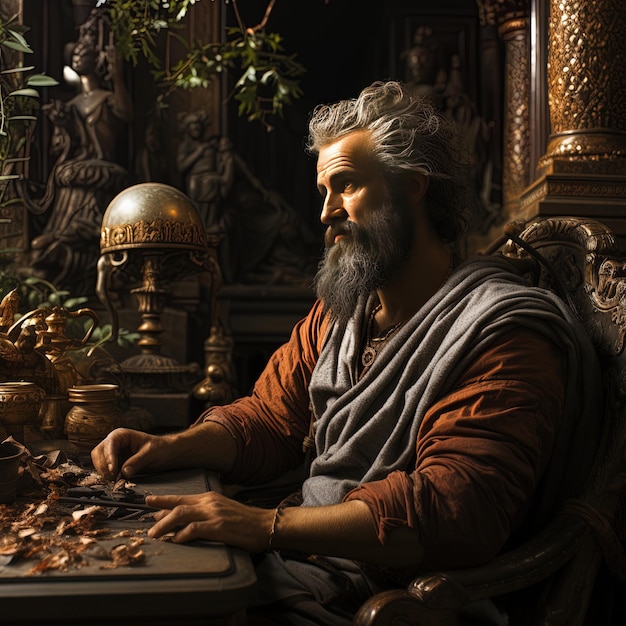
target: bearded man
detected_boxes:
[92,81,601,626]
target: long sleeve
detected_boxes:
[343,327,566,570]
[196,299,330,485]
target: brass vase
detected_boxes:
[64,384,121,453]
[0,382,46,443]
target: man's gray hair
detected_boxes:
[306,81,475,244]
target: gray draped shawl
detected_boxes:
[253,254,602,624]
[302,254,601,511]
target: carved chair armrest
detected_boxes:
[354,512,590,626]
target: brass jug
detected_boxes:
[34,306,99,355]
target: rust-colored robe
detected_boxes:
[199,298,569,570]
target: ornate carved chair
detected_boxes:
[354,216,626,626]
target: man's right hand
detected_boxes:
[91,421,238,482]
[91,428,168,481]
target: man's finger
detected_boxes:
[145,494,192,508]
[148,505,200,539]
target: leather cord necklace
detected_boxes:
[361,304,402,370]
[359,254,456,375]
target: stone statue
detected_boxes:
[400,31,497,234]
[22,8,132,296]
[176,111,235,232]
[444,55,490,148]
[217,146,319,285]
[442,54,495,229]
[401,26,447,108]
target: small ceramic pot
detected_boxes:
[0,439,24,504]
[64,384,122,453]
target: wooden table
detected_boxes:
[1,469,258,625]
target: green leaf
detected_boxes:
[7,29,30,49]
[235,66,257,87]
[2,40,32,54]
[0,65,35,74]
[7,88,40,98]
[23,276,59,291]
[63,296,89,309]
[260,70,277,85]
[26,74,59,87]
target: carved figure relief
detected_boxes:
[176,112,234,233]
[176,113,318,285]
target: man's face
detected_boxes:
[316,130,388,234]
[314,130,414,325]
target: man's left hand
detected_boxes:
[146,491,274,553]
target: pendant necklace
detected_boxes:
[361,304,403,369]
[360,253,456,372]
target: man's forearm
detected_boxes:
[270,499,425,568]
[162,421,238,475]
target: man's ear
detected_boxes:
[409,174,429,203]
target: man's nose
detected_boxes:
[320,195,347,225]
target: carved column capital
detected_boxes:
[475,0,528,30]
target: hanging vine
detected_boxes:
[96,0,305,128]
[0,15,58,216]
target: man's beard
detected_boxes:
[314,196,414,327]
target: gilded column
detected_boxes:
[541,0,626,165]
[520,0,626,237]
[499,13,530,216]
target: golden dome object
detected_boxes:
[100,182,208,254]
